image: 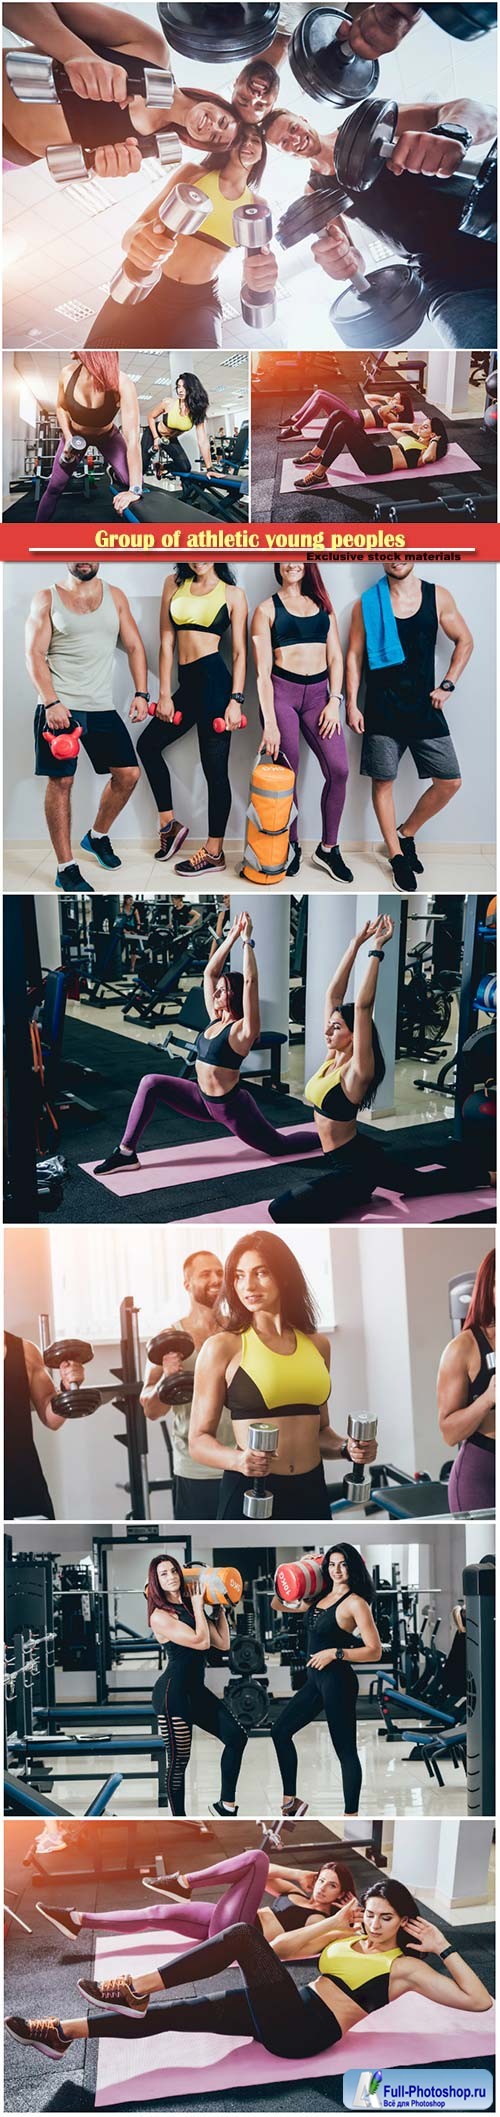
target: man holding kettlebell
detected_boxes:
[25,561,149,893]
[140,1249,234,1521]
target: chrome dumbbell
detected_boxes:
[233,199,276,329]
[243,1420,279,1519]
[109,185,212,305]
[343,1413,378,1505]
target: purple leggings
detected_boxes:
[271,670,349,846]
[36,426,129,521]
[448,1435,495,1513]
[292,387,363,430]
[122,1071,318,1159]
[78,1847,269,1940]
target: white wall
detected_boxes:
[4,561,495,846]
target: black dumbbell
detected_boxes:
[43,1335,103,1419]
[157,4,281,60]
[233,198,276,327]
[422,4,496,38]
[147,1327,195,1405]
[289,1,496,108]
[110,183,212,304]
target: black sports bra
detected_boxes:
[271,592,330,652]
[307,1589,360,1654]
[195,1021,243,1071]
[63,362,120,431]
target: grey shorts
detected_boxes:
[360,730,461,783]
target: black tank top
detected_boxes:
[50,36,167,152]
[271,593,330,652]
[4,1333,54,1520]
[307,1589,360,1656]
[63,363,120,433]
[465,1325,495,1456]
[364,580,449,739]
[271,1892,318,1930]
[349,168,496,294]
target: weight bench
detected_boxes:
[122,947,193,1025]
[8,1734,168,1806]
[91,1926,494,2107]
[4,1771,122,1817]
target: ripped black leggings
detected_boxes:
[87,1920,340,2056]
[154,1672,247,1816]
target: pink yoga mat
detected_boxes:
[280,436,479,494]
[82,1127,321,1197]
[180,1186,495,1229]
[94,1927,494,2107]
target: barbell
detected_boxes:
[289,3,496,107]
[157,4,281,60]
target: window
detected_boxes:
[48,1226,335,1342]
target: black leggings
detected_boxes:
[272,1664,362,1814]
[86,281,223,350]
[87,1920,340,2056]
[320,411,395,474]
[136,655,232,837]
[270,1133,383,1225]
[156,1673,247,1816]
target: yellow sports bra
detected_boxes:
[226,1326,331,1422]
[169,577,230,637]
[318,1936,401,1990]
[194,168,254,251]
[165,402,193,433]
[304,1059,360,1121]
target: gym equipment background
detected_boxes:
[4,1517,495,1819]
[3,1220,495,1523]
[3,560,496,895]
[3,2,497,351]
[251,348,498,524]
[3,1815,495,2114]
[3,348,250,525]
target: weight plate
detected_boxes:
[45,1338,93,1368]
[147,1329,194,1362]
[334,97,397,194]
[277,179,347,249]
[423,3,496,38]
[157,1374,193,1405]
[331,263,429,349]
[157,4,281,61]
[459,142,497,241]
[290,8,379,106]
[57,1387,103,1419]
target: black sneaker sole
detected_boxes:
[36,1904,79,1939]
[154,824,189,863]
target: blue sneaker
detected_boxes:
[56,862,94,893]
[81,830,121,869]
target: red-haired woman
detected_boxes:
[438,1249,495,1514]
[251,561,351,884]
[146,1553,247,1819]
[36,352,142,520]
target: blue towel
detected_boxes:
[361,576,405,669]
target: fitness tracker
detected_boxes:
[231,691,245,705]
[340,1443,350,1459]
[440,1945,456,1960]
[440,678,456,693]
[134,691,150,702]
[329,692,344,706]
[368,949,385,960]
[244,937,256,949]
[130,485,143,497]
[433,122,473,154]
[44,699,61,710]
[336,1646,345,1661]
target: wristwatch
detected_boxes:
[244,937,256,949]
[440,678,455,693]
[368,949,385,960]
[336,1646,345,1661]
[433,122,473,155]
[134,691,150,702]
[231,691,245,705]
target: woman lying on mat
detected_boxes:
[278,382,419,443]
[36,351,142,522]
[36,1849,357,1948]
[270,914,392,1225]
[294,406,449,491]
[8,1881,492,2059]
[95,911,319,1176]
[189,1231,377,1522]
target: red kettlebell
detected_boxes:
[213,713,247,733]
[148,701,183,724]
[43,721,82,760]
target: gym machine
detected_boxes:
[37,1298,175,1522]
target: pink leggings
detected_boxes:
[77,1847,269,1939]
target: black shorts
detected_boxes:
[35,705,137,780]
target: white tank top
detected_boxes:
[47,581,119,712]
[168,1327,233,1481]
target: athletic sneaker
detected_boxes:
[77,1975,149,2017]
[311,843,354,884]
[287,842,301,877]
[142,1874,191,1899]
[175,846,226,876]
[56,862,94,893]
[36,1902,81,1939]
[154,819,189,862]
[281,1798,308,1819]
[390,852,417,895]
[209,1801,239,1819]
[277,421,300,439]
[398,830,424,875]
[81,829,121,869]
[94,1144,140,1174]
[5,2017,71,2059]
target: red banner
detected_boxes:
[1,519,500,562]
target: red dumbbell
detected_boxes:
[213,713,247,733]
[148,701,183,724]
[43,722,82,760]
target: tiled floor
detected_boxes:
[4,839,495,897]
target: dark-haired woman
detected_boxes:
[13,1874,490,2056]
[86,126,277,349]
[259,1856,359,1941]
[143,371,212,483]
[251,560,351,885]
[278,382,417,443]
[3,5,238,175]
[189,1231,377,1521]
[270,913,392,1225]
[272,1544,380,1815]
[134,558,246,872]
[438,1249,495,1515]
[95,913,319,1178]
[295,410,449,491]
[145,1554,246,1818]
[36,352,142,521]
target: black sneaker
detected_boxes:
[311,843,353,884]
[287,842,301,877]
[5,2017,70,2060]
[56,863,94,894]
[390,852,417,895]
[142,1874,191,1899]
[94,1144,139,1174]
[175,846,226,877]
[209,1801,239,1819]
[81,830,121,869]
[78,1975,148,2017]
[398,830,424,876]
[36,1903,81,1939]
[281,1798,309,1820]
[154,819,189,862]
